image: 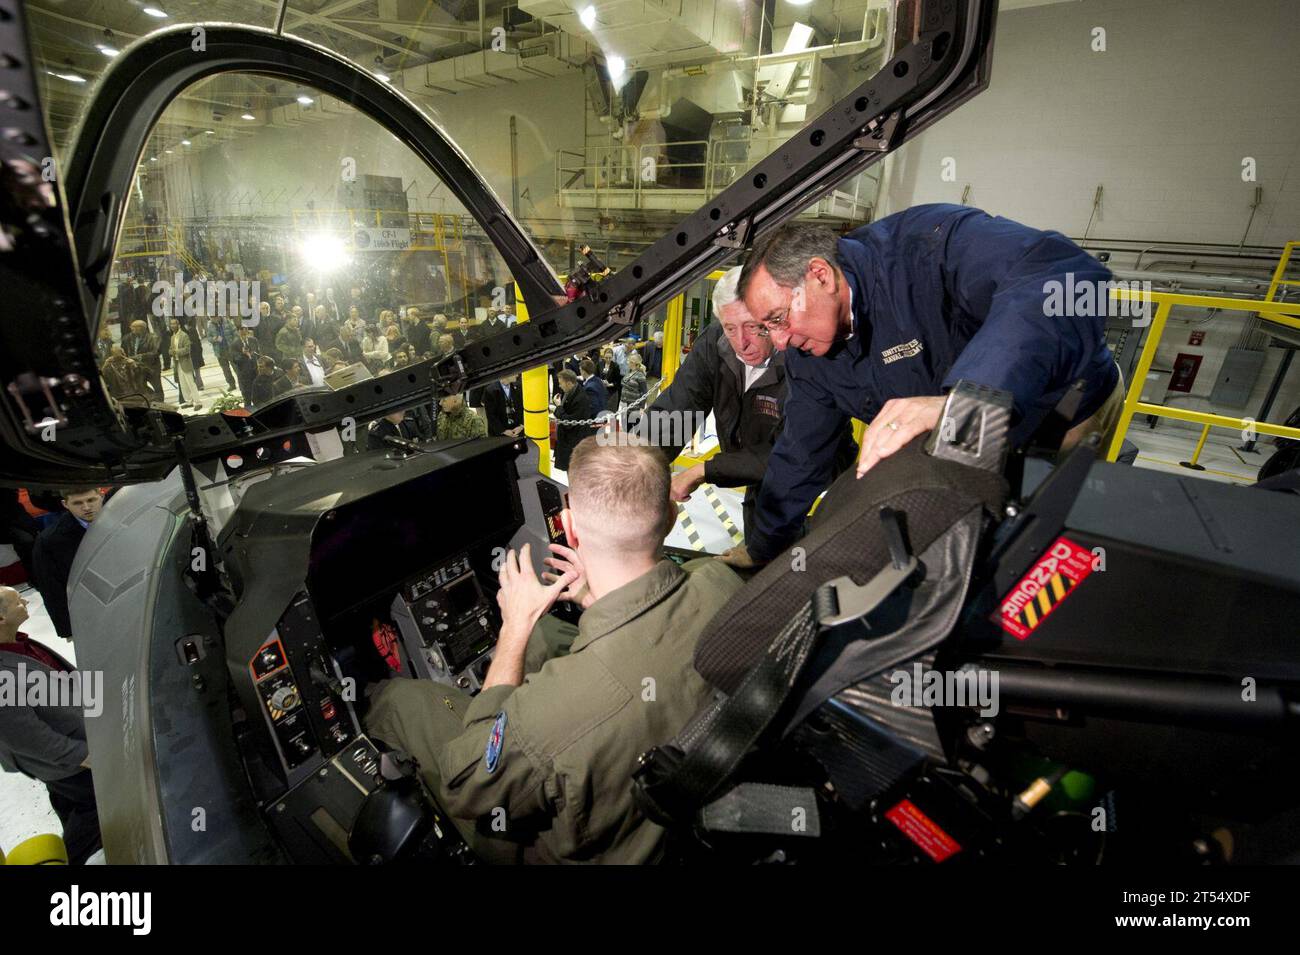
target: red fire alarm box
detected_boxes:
[1168,353,1203,393]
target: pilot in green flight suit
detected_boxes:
[366,438,742,863]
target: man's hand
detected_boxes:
[857,395,946,477]
[496,542,575,643]
[505,425,524,438]
[541,542,595,609]
[670,463,707,502]
[716,544,759,569]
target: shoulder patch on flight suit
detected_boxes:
[484,711,507,774]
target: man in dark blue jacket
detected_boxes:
[580,359,611,414]
[735,205,1122,564]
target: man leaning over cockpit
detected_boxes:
[365,437,742,863]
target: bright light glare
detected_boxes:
[606,54,626,85]
[297,95,314,105]
[181,139,191,146]
[375,71,391,83]
[241,112,256,120]
[47,70,86,83]
[579,5,596,29]
[299,234,351,273]
[98,46,120,57]
[142,6,168,17]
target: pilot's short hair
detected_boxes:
[567,439,672,554]
[738,222,841,299]
[557,369,578,387]
[579,359,596,376]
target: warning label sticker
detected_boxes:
[885,799,962,863]
[999,535,1096,640]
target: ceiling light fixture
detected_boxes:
[142,6,169,18]
[297,95,314,105]
[579,5,597,29]
[241,112,256,120]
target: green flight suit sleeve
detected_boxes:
[435,650,632,831]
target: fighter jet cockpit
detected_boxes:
[3,0,1300,873]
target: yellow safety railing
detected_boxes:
[1263,240,1300,307]
[1105,288,1300,463]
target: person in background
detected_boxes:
[0,488,41,584]
[385,323,406,355]
[168,318,202,409]
[453,316,474,349]
[208,313,240,392]
[94,324,115,364]
[232,326,261,399]
[643,330,664,381]
[362,323,389,370]
[314,306,341,352]
[599,346,623,402]
[185,315,207,392]
[254,300,277,353]
[405,306,430,356]
[612,338,630,377]
[300,340,327,386]
[32,488,103,641]
[579,358,610,415]
[482,375,524,437]
[345,306,369,340]
[0,585,102,865]
[121,319,164,402]
[249,355,289,407]
[481,309,508,337]
[436,393,488,441]
[276,313,303,365]
[336,324,364,365]
[99,345,148,402]
[553,369,595,472]
[367,409,420,451]
[620,352,648,412]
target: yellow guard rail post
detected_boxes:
[514,290,553,476]
[1104,288,1300,463]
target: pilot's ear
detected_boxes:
[559,507,578,548]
